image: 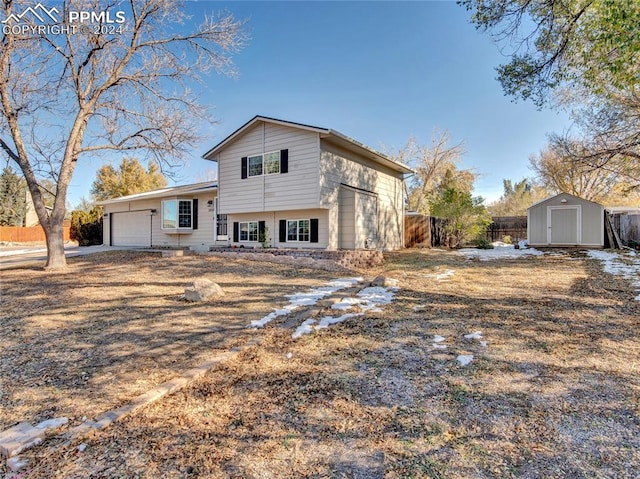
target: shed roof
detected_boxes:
[95,181,217,205]
[528,192,604,210]
[202,115,414,175]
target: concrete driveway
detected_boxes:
[0,245,132,270]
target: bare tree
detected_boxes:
[0,0,247,269]
[391,131,467,214]
[530,142,639,204]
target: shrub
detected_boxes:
[502,235,513,245]
[476,237,494,249]
[70,207,103,246]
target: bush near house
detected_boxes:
[70,207,103,246]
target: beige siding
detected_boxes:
[103,191,217,250]
[320,141,404,250]
[338,187,355,249]
[216,122,320,214]
[228,209,330,249]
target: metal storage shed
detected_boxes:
[527,193,604,248]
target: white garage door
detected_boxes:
[111,211,151,247]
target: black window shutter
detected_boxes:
[192,199,198,229]
[241,157,248,179]
[280,149,288,174]
[258,221,266,237]
[279,220,287,243]
[310,218,319,243]
[233,222,239,242]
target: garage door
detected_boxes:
[111,211,151,247]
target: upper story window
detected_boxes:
[162,199,197,230]
[242,149,288,179]
[248,155,263,177]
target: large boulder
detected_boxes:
[185,278,225,302]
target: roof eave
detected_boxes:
[203,115,329,160]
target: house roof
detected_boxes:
[202,115,414,175]
[527,192,604,210]
[95,181,217,205]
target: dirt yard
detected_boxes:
[3,249,640,478]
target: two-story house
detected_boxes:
[100,116,413,251]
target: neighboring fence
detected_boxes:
[486,216,528,243]
[610,212,640,247]
[405,214,529,248]
[404,214,448,248]
[0,222,71,243]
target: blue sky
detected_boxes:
[68,0,572,207]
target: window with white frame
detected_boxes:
[239,221,259,242]
[287,219,310,242]
[263,151,281,175]
[247,151,281,177]
[248,155,263,177]
[162,199,192,229]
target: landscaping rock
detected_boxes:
[6,456,28,472]
[0,422,43,458]
[370,275,399,288]
[185,278,225,302]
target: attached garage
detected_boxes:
[110,210,152,247]
[527,193,604,248]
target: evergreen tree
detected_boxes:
[0,167,26,226]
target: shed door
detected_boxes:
[548,207,579,245]
[111,211,151,247]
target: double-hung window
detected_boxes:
[287,219,310,242]
[162,199,193,230]
[239,221,259,242]
[263,151,280,174]
[248,155,263,177]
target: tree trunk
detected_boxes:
[44,220,67,269]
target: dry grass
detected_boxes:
[5,249,640,478]
[0,251,336,433]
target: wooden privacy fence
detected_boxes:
[404,214,448,248]
[405,214,529,248]
[486,216,527,242]
[0,223,71,243]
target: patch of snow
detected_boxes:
[412,304,427,312]
[78,443,87,453]
[518,239,529,249]
[457,354,474,366]
[331,297,364,311]
[587,250,640,301]
[433,335,446,343]
[292,286,397,339]
[433,343,447,349]
[251,277,363,327]
[480,341,488,348]
[286,352,293,359]
[464,331,483,340]
[422,269,455,281]
[292,318,317,339]
[316,312,361,330]
[458,243,544,261]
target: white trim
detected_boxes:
[547,205,581,245]
[239,220,259,242]
[286,218,311,243]
[161,198,194,231]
